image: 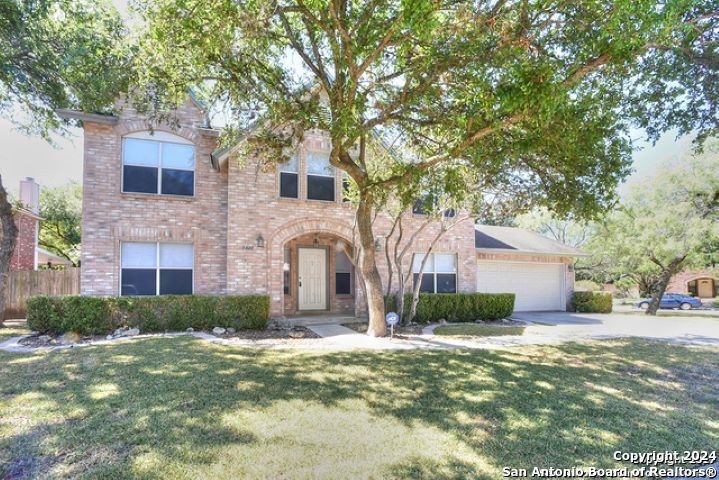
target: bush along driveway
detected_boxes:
[0,337,717,479]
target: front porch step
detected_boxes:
[274,315,361,327]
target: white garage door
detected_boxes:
[476,261,565,311]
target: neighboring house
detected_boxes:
[667,269,718,298]
[10,178,42,271]
[63,98,585,317]
[9,178,74,271]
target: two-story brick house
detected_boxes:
[62,97,584,318]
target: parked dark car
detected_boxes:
[634,293,702,310]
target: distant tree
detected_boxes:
[38,182,82,266]
[589,143,719,315]
[516,208,594,248]
[0,176,19,323]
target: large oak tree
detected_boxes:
[0,0,129,320]
[136,0,718,335]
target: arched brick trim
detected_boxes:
[267,218,355,317]
[684,274,719,284]
[115,123,200,145]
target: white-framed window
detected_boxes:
[335,250,353,295]
[120,242,194,295]
[412,253,457,293]
[279,154,299,199]
[122,132,195,196]
[306,152,335,201]
[341,171,351,203]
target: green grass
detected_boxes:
[0,327,29,343]
[1,337,717,479]
[434,324,526,337]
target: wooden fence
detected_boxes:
[2,268,80,319]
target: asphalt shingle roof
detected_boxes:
[474,224,588,256]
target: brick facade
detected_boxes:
[79,102,574,316]
[10,210,39,271]
[667,269,718,298]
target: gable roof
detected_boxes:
[474,224,588,257]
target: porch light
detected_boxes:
[256,234,265,248]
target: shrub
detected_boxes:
[27,295,270,336]
[385,293,515,324]
[575,280,601,292]
[571,291,612,313]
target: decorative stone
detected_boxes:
[37,335,51,345]
[268,317,293,330]
[439,318,448,324]
[124,328,140,336]
[61,332,82,344]
[113,327,126,337]
[227,327,236,334]
[186,327,194,332]
[474,319,485,324]
[106,335,113,340]
[288,331,305,339]
[212,327,226,335]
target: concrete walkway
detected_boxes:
[306,324,413,349]
[3,312,718,353]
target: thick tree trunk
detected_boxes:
[356,191,387,337]
[0,176,19,324]
[646,256,686,315]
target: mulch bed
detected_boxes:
[17,327,320,347]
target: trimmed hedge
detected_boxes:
[385,293,515,324]
[571,291,612,313]
[27,295,270,336]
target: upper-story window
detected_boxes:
[307,152,335,201]
[279,154,299,199]
[122,132,195,196]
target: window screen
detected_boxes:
[307,152,335,201]
[121,242,193,296]
[280,155,299,198]
[122,137,195,196]
[335,250,352,295]
[412,253,457,294]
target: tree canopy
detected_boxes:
[134,0,719,334]
[0,0,131,138]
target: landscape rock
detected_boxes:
[212,327,226,335]
[227,327,236,334]
[474,319,485,324]
[186,327,194,333]
[268,317,293,330]
[124,328,140,336]
[106,335,113,340]
[37,335,51,345]
[61,332,82,344]
[288,331,305,339]
[439,318,448,325]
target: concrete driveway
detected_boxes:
[511,311,719,347]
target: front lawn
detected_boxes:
[433,324,526,337]
[0,335,717,479]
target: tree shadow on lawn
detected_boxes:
[0,338,717,479]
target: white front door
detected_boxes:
[298,247,327,310]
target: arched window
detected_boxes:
[122,131,195,196]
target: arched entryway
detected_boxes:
[267,218,364,317]
[688,277,717,298]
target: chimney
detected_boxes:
[19,177,40,214]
